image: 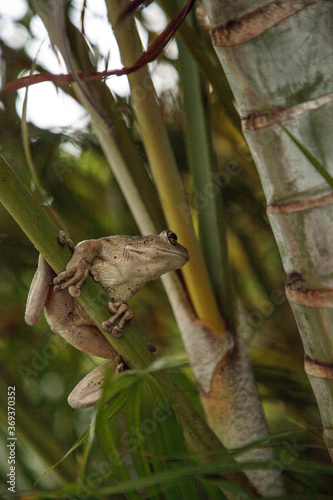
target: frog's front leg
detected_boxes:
[53,239,102,297]
[102,302,134,337]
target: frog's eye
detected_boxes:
[167,231,178,245]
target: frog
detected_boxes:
[25,230,189,408]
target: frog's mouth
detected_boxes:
[127,245,189,261]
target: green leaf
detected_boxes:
[126,378,161,499]
[142,354,190,374]
[129,374,202,499]
[77,410,97,486]
[35,428,89,486]
[280,123,333,189]
[95,364,142,500]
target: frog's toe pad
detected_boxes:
[69,285,81,297]
[112,325,124,337]
[102,320,123,337]
[58,230,67,245]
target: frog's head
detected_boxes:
[89,231,189,303]
[149,229,189,269]
[122,230,189,281]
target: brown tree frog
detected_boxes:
[25,230,189,408]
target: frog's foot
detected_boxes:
[58,230,74,250]
[68,357,125,409]
[53,257,90,297]
[114,354,125,373]
[102,302,133,337]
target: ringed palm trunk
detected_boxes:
[204,0,333,458]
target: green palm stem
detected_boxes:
[106,0,224,333]
[176,15,233,325]
[158,0,240,129]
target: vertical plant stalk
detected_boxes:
[158,0,241,129]
[163,272,285,496]
[177,14,234,325]
[106,0,223,332]
[205,0,333,460]
[177,21,283,492]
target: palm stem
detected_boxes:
[106,0,224,332]
[177,21,234,325]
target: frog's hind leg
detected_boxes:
[25,255,56,326]
[45,288,118,359]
